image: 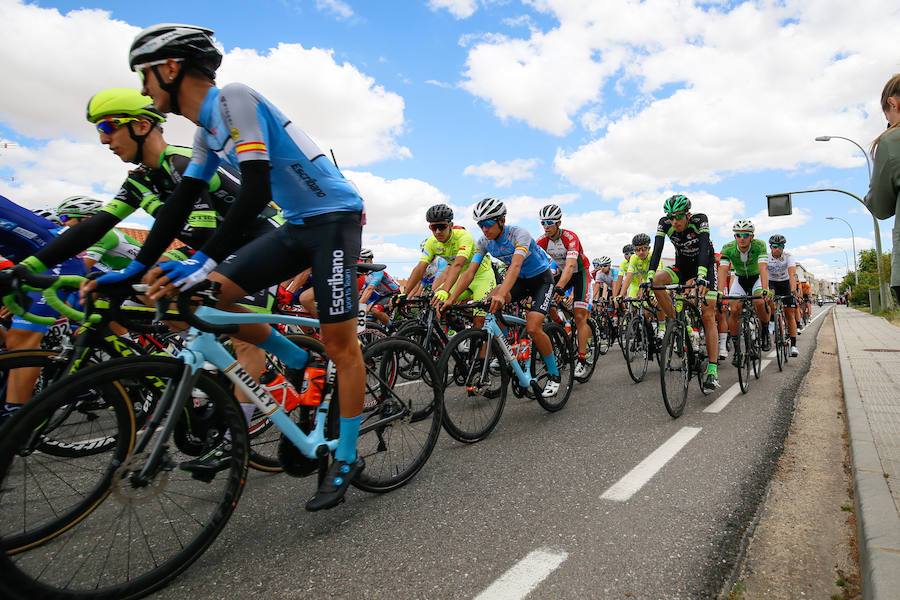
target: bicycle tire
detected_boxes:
[352,337,442,492]
[751,317,763,379]
[0,356,248,600]
[660,319,690,418]
[574,317,600,383]
[535,322,575,412]
[737,318,752,393]
[774,311,785,371]
[435,328,508,443]
[624,316,649,383]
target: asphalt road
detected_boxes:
[142,305,831,600]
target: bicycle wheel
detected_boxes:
[774,311,785,371]
[0,356,248,600]
[750,318,763,379]
[435,329,508,443]
[534,322,575,412]
[352,337,442,493]
[574,317,599,383]
[737,319,752,393]
[660,319,690,418]
[396,323,445,384]
[595,314,613,356]
[624,316,649,383]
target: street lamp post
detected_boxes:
[767,187,889,308]
[826,216,859,285]
[815,135,891,308]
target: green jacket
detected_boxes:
[864,128,900,286]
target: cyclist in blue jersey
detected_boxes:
[444,198,561,397]
[0,197,85,426]
[92,24,365,511]
[358,248,400,327]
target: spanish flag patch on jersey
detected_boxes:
[236,141,267,154]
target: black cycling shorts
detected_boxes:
[509,269,554,315]
[770,279,796,307]
[216,211,362,324]
[554,268,590,309]
[669,254,717,290]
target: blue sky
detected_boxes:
[0,0,896,283]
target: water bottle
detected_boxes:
[690,328,700,352]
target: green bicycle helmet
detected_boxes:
[86,88,166,124]
[663,194,691,214]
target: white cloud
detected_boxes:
[463,158,541,187]
[429,0,478,19]
[457,0,900,194]
[0,0,408,167]
[345,170,450,237]
[316,0,354,20]
[790,236,872,259]
[425,79,454,89]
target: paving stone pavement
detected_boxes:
[833,306,900,600]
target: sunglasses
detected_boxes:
[770,243,784,248]
[135,58,184,83]
[95,117,140,135]
[734,232,752,239]
[634,245,649,252]
[58,214,74,223]
[667,212,688,220]
[428,223,449,232]
[478,219,497,229]
[540,219,560,227]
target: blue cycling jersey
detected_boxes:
[184,84,364,224]
[473,225,551,279]
[365,269,400,295]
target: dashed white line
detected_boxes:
[474,548,568,600]
[600,427,702,502]
[704,383,741,413]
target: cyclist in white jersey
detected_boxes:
[766,234,799,356]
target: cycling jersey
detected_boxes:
[625,253,652,297]
[422,256,447,286]
[185,84,363,224]
[32,144,282,270]
[649,213,714,276]
[719,239,768,277]
[365,269,400,296]
[473,225,551,279]
[593,269,615,288]
[536,229,589,272]
[618,259,629,277]
[421,227,492,278]
[767,250,795,282]
[85,229,141,271]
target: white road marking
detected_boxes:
[704,383,741,413]
[474,548,569,600]
[600,427,702,502]
[395,380,419,387]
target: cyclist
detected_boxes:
[799,277,813,325]
[56,196,142,272]
[358,248,401,327]
[405,203,496,327]
[444,198,561,397]
[647,194,720,390]
[536,204,592,376]
[717,219,772,363]
[766,234,799,357]
[591,257,615,302]
[619,234,653,300]
[613,244,634,298]
[96,24,366,511]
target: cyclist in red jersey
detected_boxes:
[536,204,592,378]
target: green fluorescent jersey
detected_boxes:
[625,253,651,295]
[719,239,768,277]
[421,226,493,278]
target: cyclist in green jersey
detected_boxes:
[56,196,143,271]
[619,234,652,299]
[716,219,772,357]
[404,204,496,326]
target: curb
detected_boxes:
[833,308,900,600]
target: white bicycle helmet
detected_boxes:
[733,219,755,234]
[359,248,374,261]
[32,208,62,225]
[594,256,611,268]
[57,195,103,218]
[539,204,562,221]
[472,197,506,221]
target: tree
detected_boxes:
[842,249,892,306]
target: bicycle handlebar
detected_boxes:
[165,283,240,335]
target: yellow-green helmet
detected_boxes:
[86,88,165,124]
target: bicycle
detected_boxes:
[591,296,618,356]
[620,291,662,383]
[550,299,599,383]
[721,293,764,393]
[770,294,792,371]
[0,280,443,600]
[654,284,712,418]
[436,300,574,443]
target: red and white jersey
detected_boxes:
[537,229,589,272]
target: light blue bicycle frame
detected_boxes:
[481,312,535,388]
[177,306,338,459]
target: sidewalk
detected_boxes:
[833,306,900,600]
